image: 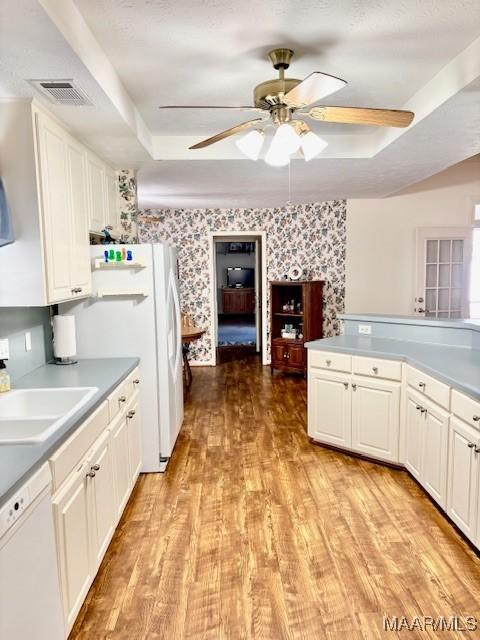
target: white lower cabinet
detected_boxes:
[351,377,400,462]
[447,417,479,540]
[421,399,449,508]
[404,390,424,480]
[308,370,351,448]
[127,400,143,485]
[51,369,142,635]
[52,460,93,632]
[88,430,116,571]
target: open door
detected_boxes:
[254,239,261,353]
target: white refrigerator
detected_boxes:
[62,243,183,472]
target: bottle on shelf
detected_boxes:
[0,360,11,393]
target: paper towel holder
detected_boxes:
[54,355,78,366]
[52,313,78,365]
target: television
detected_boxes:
[227,267,254,288]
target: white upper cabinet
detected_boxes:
[104,167,120,235]
[86,153,106,234]
[0,99,116,306]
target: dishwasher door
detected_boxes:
[0,482,65,639]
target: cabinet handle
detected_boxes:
[71,288,77,294]
[352,384,357,391]
[119,395,127,403]
[418,382,426,389]
[326,359,331,367]
[416,405,422,411]
[127,410,136,419]
[91,464,100,471]
[467,442,475,448]
[86,471,96,478]
[420,408,427,415]
[343,382,349,390]
[77,287,82,293]
[372,366,378,374]
[475,447,480,454]
[473,416,480,422]
[133,378,140,385]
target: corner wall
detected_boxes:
[346,157,480,315]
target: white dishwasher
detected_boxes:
[0,463,65,640]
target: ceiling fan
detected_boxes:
[159,48,414,166]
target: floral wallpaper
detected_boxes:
[138,201,346,364]
[118,169,139,243]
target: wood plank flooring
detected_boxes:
[70,358,480,639]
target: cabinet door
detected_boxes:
[110,411,131,520]
[286,344,305,369]
[271,342,286,366]
[52,461,93,632]
[104,168,119,234]
[447,417,479,540]
[65,137,91,295]
[308,370,351,448]
[351,377,400,462]
[88,431,115,570]
[36,112,72,302]
[421,400,449,508]
[404,390,424,480]
[127,401,142,485]
[86,153,106,232]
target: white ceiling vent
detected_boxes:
[28,79,92,106]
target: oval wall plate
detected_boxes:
[288,265,303,281]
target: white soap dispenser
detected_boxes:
[0,360,10,392]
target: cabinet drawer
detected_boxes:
[352,356,402,381]
[406,366,450,410]
[50,400,109,492]
[451,390,480,430]
[308,350,351,373]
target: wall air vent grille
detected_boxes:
[28,79,92,106]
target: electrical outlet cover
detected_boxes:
[25,332,32,352]
[0,338,9,360]
[358,324,372,335]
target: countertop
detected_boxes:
[0,358,138,507]
[305,335,480,401]
[339,313,480,332]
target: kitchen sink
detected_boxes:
[0,387,98,445]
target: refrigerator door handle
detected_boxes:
[169,269,182,381]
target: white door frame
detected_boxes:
[208,230,268,366]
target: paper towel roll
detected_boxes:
[53,315,77,359]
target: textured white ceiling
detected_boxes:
[1,0,480,208]
[75,0,480,135]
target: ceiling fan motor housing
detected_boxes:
[253,78,300,110]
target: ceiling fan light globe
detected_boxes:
[272,123,301,155]
[264,143,290,167]
[235,130,264,160]
[300,131,328,161]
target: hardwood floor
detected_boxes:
[71,359,480,639]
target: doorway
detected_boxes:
[209,232,268,366]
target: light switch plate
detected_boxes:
[0,338,9,360]
[25,332,32,352]
[358,324,372,335]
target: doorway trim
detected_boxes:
[208,230,268,366]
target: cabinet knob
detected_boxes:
[133,378,140,385]
[343,382,349,390]
[352,383,357,391]
[86,471,96,478]
[420,408,427,415]
[416,405,421,411]
[77,287,82,293]
[475,447,480,454]
[91,464,100,471]
[473,415,480,422]
[127,410,136,419]
[467,442,475,449]
[119,395,127,403]
[326,359,331,366]
[372,366,378,374]
[418,382,426,389]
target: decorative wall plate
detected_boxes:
[288,265,303,281]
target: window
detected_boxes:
[470,205,480,318]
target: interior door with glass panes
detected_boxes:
[415,228,472,319]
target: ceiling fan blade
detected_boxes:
[283,72,347,108]
[308,106,414,127]
[159,105,264,111]
[189,118,264,149]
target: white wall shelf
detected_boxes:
[94,288,149,298]
[92,259,145,271]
